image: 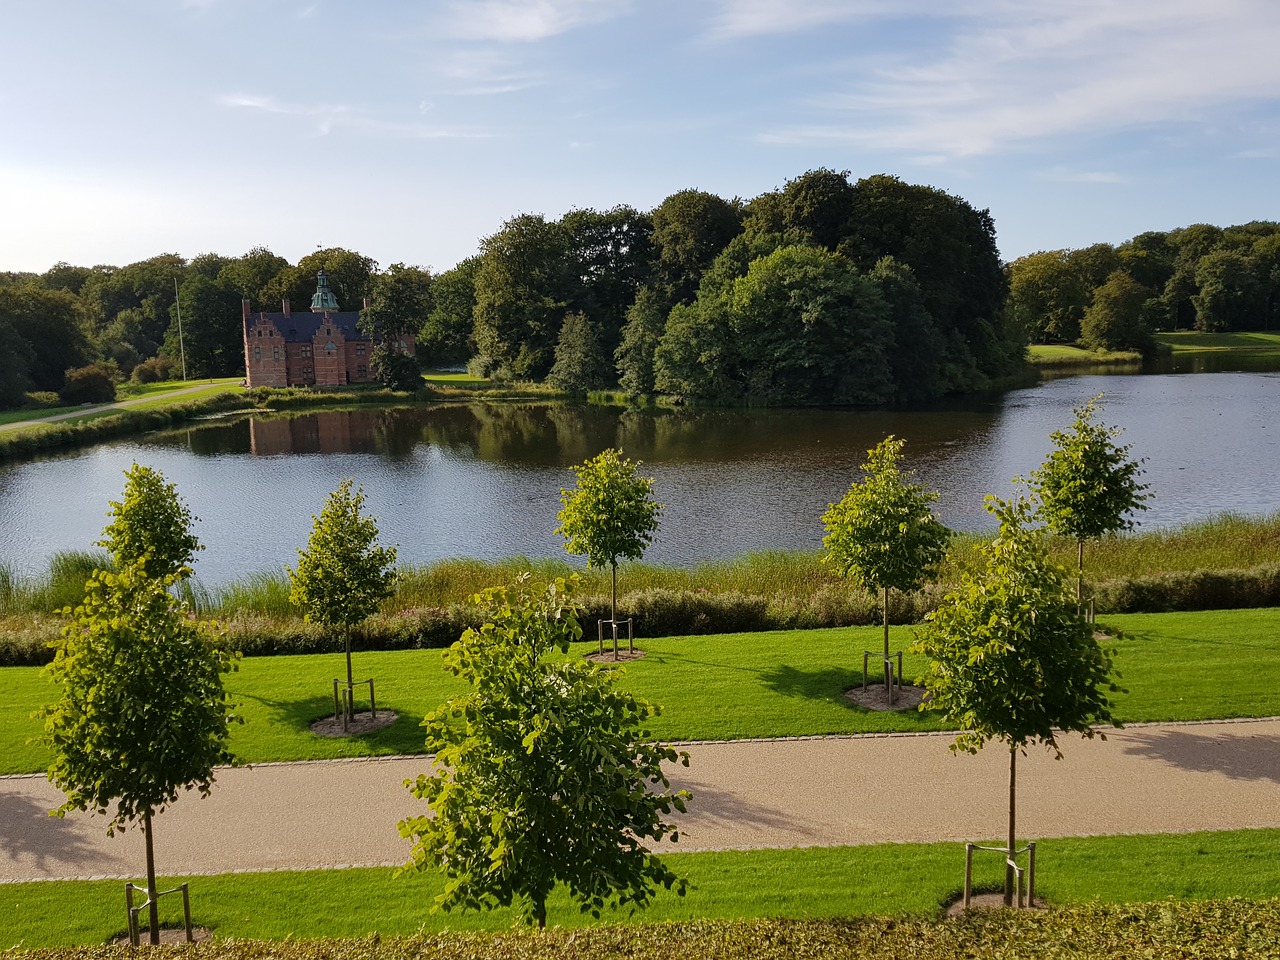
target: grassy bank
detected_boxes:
[1027,344,1144,367]
[5,830,1280,948]
[1154,330,1280,356]
[6,608,1279,774]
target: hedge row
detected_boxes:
[16,901,1280,960]
[6,565,1280,667]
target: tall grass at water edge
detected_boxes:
[3,513,1279,619]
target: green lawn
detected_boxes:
[1027,344,1143,366]
[6,829,1280,947]
[0,380,242,431]
[420,369,491,387]
[1154,330,1280,354]
[7,608,1280,775]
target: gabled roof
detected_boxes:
[245,310,368,343]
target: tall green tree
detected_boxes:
[1004,250,1090,344]
[822,436,951,701]
[419,256,478,366]
[41,560,238,944]
[650,189,742,306]
[98,463,203,579]
[614,286,669,395]
[913,494,1120,905]
[288,480,397,712]
[1080,270,1153,352]
[472,214,570,379]
[557,449,662,643]
[399,575,688,928]
[548,311,609,394]
[1030,396,1151,605]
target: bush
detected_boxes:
[1094,565,1280,613]
[130,355,177,384]
[58,362,120,404]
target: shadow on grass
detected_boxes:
[1119,728,1280,784]
[758,664,863,704]
[237,690,428,755]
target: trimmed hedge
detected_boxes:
[12,901,1280,959]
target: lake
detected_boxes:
[1,371,1277,588]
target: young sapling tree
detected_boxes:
[1031,394,1151,607]
[399,575,689,928]
[41,561,238,944]
[913,494,1121,905]
[289,479,397,719]
[557,448,662,657]
[822,436,950,702]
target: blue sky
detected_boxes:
[3,0,1278,275]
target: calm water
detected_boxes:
[1,372,1277,588]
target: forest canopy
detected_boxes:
[3,169,1275,409]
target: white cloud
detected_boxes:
[444,0,630,42]
[218,94,493,139]
[706,0,907,40]
[757,0,1280,159]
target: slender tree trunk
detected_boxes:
[611,561,619,660]
[882,586,893,704]
[1006,745,1017,907]
[1077,539,1085,612]
[345,626,355,721]
[534,896,547,929]
[144,810,159,945]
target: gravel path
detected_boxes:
[4,718,1279,882]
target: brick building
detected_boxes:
[242,270,411,387]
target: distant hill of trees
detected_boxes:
[4,168,1273,410]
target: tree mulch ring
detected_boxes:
[112,927,212,945]
[944,892,1050,916]
[584,648,647,664]
[844,683,929,712]
[309,710,399,738]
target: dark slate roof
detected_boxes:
[245,310,368,343]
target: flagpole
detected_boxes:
[174,276,187,381]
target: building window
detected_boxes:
[301,345,312,358]
[325,341,336,354]
[355,343,366,356]
[356,365,367,378]
[253,346,261,361]
[273,346,281,360]
[301,366,313,379]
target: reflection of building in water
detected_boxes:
[242,270,414,387]
[249,413,356,455]
[247,411,393,455]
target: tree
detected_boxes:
[557,449,662,648]
[1030,396,1150,605]
[472,214,570,379]
[98,463,203,579]
[614,286,668,395]
[1080,270,1153,352]
[650,188,742,305]
[822,436,951,701]
[399,575,688,928]
[1004,250,1090,344]
[41,559,238,944]
[548,311,609,394]
[288,480,397,714]
[913,494,1120,905]
[419,256,478,366]
[168,273,242,377]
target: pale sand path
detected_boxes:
[3,719,1279,882]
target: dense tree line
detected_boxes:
[1007,221,1280,352]
[6,168,1276,411]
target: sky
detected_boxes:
[3,0,1279,276]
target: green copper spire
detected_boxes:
[310,269,340,311]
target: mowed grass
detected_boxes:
[1027,344,1143,366]
[6,829,1280,947]
[1154,330,1280,354]
[5,608,1280,775]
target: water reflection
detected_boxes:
[1,372,1277,588]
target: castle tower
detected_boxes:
[310,269,341,312]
